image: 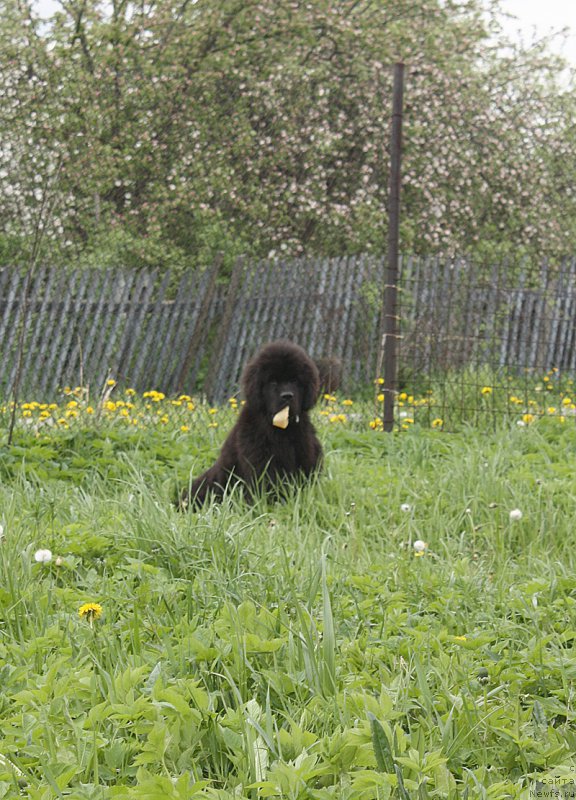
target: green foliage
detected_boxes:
[1,402,576,797]
[0,0,575,270]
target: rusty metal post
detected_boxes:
[382,62,404,432]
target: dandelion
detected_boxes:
[400,503,412,513]
[34,548,52,563]
[431,418,443,428]
[375,377,384,385]
[453,635,467,642]
[562,397,572,406]
[342,399,354,406]
[377,393,385,402]
[106,379,116,387]
[481,386,493,396]
[413,540,428,554]
[181,425,190,433]
[78,602,103,622]
[509,508,523,521]
[521,413,535,424]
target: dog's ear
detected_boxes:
[302,361,321,411]
[241,358,264,409]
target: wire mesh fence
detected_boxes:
[1,255,576,433]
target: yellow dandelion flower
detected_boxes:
[481,386,492,396]
[562,397,572,406]
[369,418,383,430]
[522,413,535,424]
[342,399,353,406]
[208,408,218,415]
[547,407,557,415]
[208,422,218,428]
[86,406,95,415]
[106,379,116,387]
[453,635,467,642]
[78,602,103,622]
[377,393,385,403]
[431,418,443,428]
[374,377,384,385]
[181,425,190,433]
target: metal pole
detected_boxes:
[383,62,404,432]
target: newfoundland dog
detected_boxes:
[180,340,322,509]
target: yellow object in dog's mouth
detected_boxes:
[272,406,290,429]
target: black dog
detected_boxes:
[180,340,322,509]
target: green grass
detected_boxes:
[1,414,576,799]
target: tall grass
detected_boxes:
[1,407,576,798]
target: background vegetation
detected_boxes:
[1,0,575,273]
[1,389,576,798]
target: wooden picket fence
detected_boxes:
[1,254,576,404]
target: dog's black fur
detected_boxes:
[180,340,322,509]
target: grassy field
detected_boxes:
[1,387,576,799]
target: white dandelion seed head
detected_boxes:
[400,503,412,513]
[509,509,523,521]
[34,548,53,563]
[413,540,428,552]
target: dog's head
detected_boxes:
[241,340,320,427]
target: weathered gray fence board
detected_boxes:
[129,271,172,389]
[152,273,193,391]
[3,256,576,404]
